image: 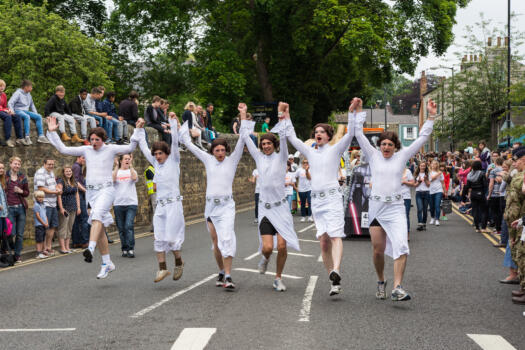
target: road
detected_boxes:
[1,206,523,350]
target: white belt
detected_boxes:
[311,187,342,199]
[206,195,233,204]
[260,198,287,209]
[370,192,403,203]
[157,196,183,207]
[86,181,113,191]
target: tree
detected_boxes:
[0,0,113,111]
[108,0,469,136]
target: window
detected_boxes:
[404,126,415,140]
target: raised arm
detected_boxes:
[354,109,378,161]
[168,113,181,163]
[400,99,436,161]
[46,117,85,156]
[179,121,210,164]
[131,120,156,165]
[285,120,312,159]
[229,132,246,168]
[240,123,262,163]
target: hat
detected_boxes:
[512,146,525,160]
[288,154,294,159]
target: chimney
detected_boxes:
[488,37,492,47]
[497,37,501,47]
[420,70,427,98]
[505,36,509,47]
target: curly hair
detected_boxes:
[377,131,401,150]
[210,138,230,154]
[259,133,279,151]
[88,127,107,142]
[311,123,334,141]
[151,141,170,156]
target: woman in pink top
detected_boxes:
[457,160,471,186]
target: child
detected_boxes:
[33,191,48,259]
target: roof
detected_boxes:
[335,110,418,125]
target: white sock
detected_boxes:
[101,254,111,265]
[225,274,231,279]
[88,241,96,252]
[219,269,225,275]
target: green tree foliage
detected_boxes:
[108,0,469,136]
[0,0,113,111]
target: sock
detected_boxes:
[101,254,111,265]
[219,269,225,275]
[159,262,167,270]
[175,257,183,266]
[225,274,231,279]
[88,241,96,252]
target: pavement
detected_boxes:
[0,205,524,350]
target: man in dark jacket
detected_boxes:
[119,90,139,127]
[44,85,83,143]
[145,96,170,143]
[479,140,491,171]
[69,88,97,144]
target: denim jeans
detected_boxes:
[15,110,43,136]
[0,111,23,139]
[404,199,411,232]
[503,240,517,269]
[254,193,259,219]
[114,205,137,251]
[429,192,443,219]
[500,219,509,245]
[298,191,312,217]
[72,193,89,244]
[286,195,293,211]
[89,114,104,128]
[8,205,26,257]
[415,191,430,224]
[103,118,119,140]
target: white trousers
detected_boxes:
[72,114,97,138]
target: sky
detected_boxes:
[410,0,525,79]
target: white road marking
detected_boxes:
[299,239,318,243]
[317,254,323,262]
[272,251,314,257]
[171,328,217,350]
[130,274,216,318]
[299,275,318,322]
[298,224,316,233]
[0,328,76,332]
[234,268,303,279]
[244,252,260,261]
[467,334,517,350]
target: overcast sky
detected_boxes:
[410,0,525,79]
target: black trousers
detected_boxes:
[471,198,488,230]
[488,197,504,232]
[147,123,172,144]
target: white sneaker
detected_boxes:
[37,135,50,144]
[253,218,258,224]
[273,278,287,291]
[300,217,306,222]
[329,283,342,296]
[429,218,435,225]
[36,253,48,259]
[96,263,116,279]
[25,136,32,145]
[435,220,440,226]
[307,216,314,222]
[258,256,269,274]
[154,269,171,283]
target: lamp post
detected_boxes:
[506,0,512,148]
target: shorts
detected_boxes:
[207,217,212,223]
[35,226,46,243]
[45,207,59,228]
[259,217,277,236]
[370,219,382,227]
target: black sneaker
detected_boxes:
[329,270,341,285]
[83,248,93,263]
[122,250,128,258]
[216,273,225,287]
[416,224,423,231]
[224,276,235,289]
[107,238,114,244]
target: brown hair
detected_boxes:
[21,79,32,88]
[118,154,132,168]
[209,138,230,154]
[259,133,279,151]
[377,131,401,150]
[495,157,504,166]
[59,165,77,188]
[151,141,170,156]
[88,127,107,142]
[152,96,161,103]
[0,162,5,190]
[311,123,334,141]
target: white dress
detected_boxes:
[284,112,360,238]
[240,121,300,252]
[354,113,434,259]
[46,131,138,227]
[132,119,185,252]
[180,122,245,258]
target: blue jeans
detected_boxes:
[114,205,137,251]
[0,111,23,140]
[8,205,26,257]
[15,110,43,136]
[104,118,119,140]
[72,193,89,244]
[503,240,517,269]
[286,195,293,211]
[500,219,509,245]
[429,192,443,219]
[89,114,104,128]
[299,191,311,217]
[415,191,430,224]
[404,199,411,232]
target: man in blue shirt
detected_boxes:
[100,92,128,144]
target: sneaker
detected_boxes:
[258,256,269,274]
[37,135,50,144]
[224,276,236,289]
[273,278,287,292]
[329,270,341,285]
[16,138,28,146]
[329,283,342,296]
[15,256,22,264]
[435,220,440,226]
[122,250,128,258]
[83,248,93,263]
[6,139,15,148]
[416,224,423,231]
[429,218,435,225]
[128,250,135,258]
[300,217,306,222]
[391,285,411,301]
[173,262,184,280]
[216,273,225,287]
[36,253,48,259]
[422,224,427,231]
[376,280,387,300]
[253,218,258,224]
[25,136,32,145]
[308,216,314,222]
[154,269,171,283]
[96,263,116,279]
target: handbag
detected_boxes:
[441,199,452,214]
[0,225,15,267]
[190,128,201,138]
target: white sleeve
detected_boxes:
[179,121,210,164]
[134,129,156,165]
[286,119,312,159]
[169,118,180,163]
[354,112,379,160]
[399,120,434,162]
[46,131,85,157]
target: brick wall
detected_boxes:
[0,119,256,239]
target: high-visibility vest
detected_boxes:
[144,165,155,195]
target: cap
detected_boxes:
[512,146,525,160]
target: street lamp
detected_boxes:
[430,66,455,151]
[506,0,512,148]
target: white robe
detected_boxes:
[353,113,434,259]
[47,130,138,227]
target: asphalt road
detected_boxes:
[1,205,523,350]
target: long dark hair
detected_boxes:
[414,161,429,178]
[59,165,77,188]
[259,133,279,152]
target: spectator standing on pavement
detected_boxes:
[458,160,471,187]
[401,167,415,238]
[34,159,61,256]
[284,161,297,211]
[415,157,431,231]
[0,79,25,147]
[296,159,313,222]
[72,156,89,248]
[488,157,505,235]
[44,85,83,143]
[478,140,491,171]
[33,191,48,259]
[8,80,49,144]
[119,91,139,127]
[144,165,156,232]
[249,168,260,224]
[69,88,97,145]
[56,165,80,254]
[462,160,489,233]
[113,154,138,258]
[6,156,30,262]
[0,163,8,251]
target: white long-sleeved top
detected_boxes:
[180,122,245,197]
[133,118,181,199]
[47,131,138,185]
[286,112,362,192]
[354,113,434,197]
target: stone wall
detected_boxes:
[0,119,256,239]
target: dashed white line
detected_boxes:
[467,334,517,350]
[299,239,319,243]
[317,254,323,262]
[272,251,314,258]
[298,224,316,233]
[130,274,216,318]
[0,328,76,332]
[299,275,318,322]
[171,328,217,350]
[234,268,304,279]
[244,252,260,261]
